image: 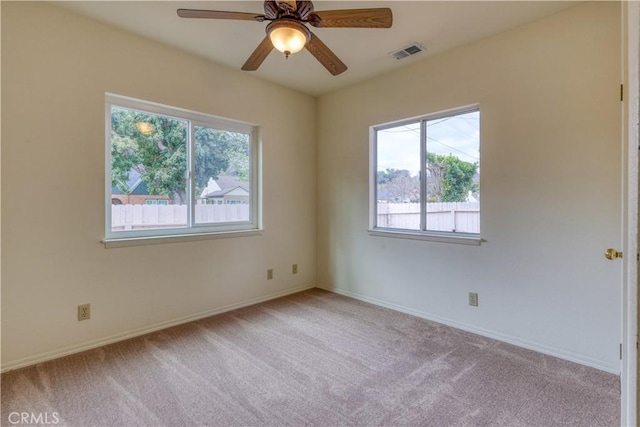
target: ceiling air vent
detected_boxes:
[388,43,425,60]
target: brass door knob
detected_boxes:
[605,248,623,260]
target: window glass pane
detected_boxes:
[376,122,421,230]
[425,110,480,233]
[194,126,251,224]
[110,107,188,232]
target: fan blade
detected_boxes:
[177,9,265,22]
[308,8,392,28]
[241,36,274,71]
[305,32,347,76]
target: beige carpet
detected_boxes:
[1,289,619,426]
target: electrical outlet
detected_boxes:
[267,269,273,280]
[468,292,479,307]
[292,264,298,274]
[78,304,91,321]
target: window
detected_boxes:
[145,199,169,206]
[371,107,480,242]
[105,94,260,242]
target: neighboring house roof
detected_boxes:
[206,186,250,198]
[214,175,249,192]
[127,180,150,195]
[112,170,143,195]
[200,175,249,199]
[199,177,221,199]
[111,169,161,196]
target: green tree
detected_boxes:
[426,152,478,202]
[111,109,188,202]
[110,108,249,203]
[194,126,249,195]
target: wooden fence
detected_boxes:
[111,204,250,230]
[377,202,479,233]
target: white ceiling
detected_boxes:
[54,1,579,96]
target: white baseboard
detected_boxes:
[320,286,620,375]
[3,284,619,375]
[1,285,315,373]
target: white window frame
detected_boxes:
[104,94,261,246]
[369,105,481,246]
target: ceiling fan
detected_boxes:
[177,1,393,76]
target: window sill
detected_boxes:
[102,229,263,248]
[368,228,483,246]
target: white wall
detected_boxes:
[317,2,623,372]
[1,2,316,368]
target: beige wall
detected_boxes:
[1,2,316,368]
[0,0,627,377]
[317,2,623,372]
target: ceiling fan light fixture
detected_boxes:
[267,19,310,57]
